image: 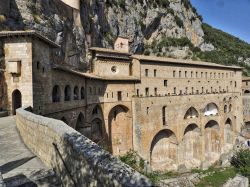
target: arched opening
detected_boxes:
[180,124,201,169]
[61,117,68,125]
[150,130,177,171]
[108,105,132,156]
[224,118,233,148]
[92,105,102,115]
[184,107,199,119]
[224,105,228,113]
[205,120,220,164]
[64,85,71,101]
[244,90,250,94]
[76,113,88,136]
[81,87,85,100]
[52,85,60,102]
[204,103,219,116]
[229,104,232,112]
[12,89,22,115]
[74,86,79,100]
[91,118,103,143]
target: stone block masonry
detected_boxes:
[16,107,152,187]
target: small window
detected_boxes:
[81,87,85,99]
[74,86,79,100]
[146,107,149,115]
[185,71,187,78]
[235,81,237,88]
[145,69,149,77]
[191,71,193,78]
[162,106,167,126]
[201,72,203,78]
[247,82,249,86]
[154,69,157,77]
[164,80,168,86]
[179,71,181,78]
[137,89,139,96]
[118,91,122,101]
[205,72,207,78]
[196,72,198,78]
[173,87,176,94]
[111,66,117,73]
[145,87,149,96]
[89,87,92,94]
[173,71,176,77]
[154,88,157,96]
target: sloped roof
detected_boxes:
[132,55,242,70]
[0,30,60,48]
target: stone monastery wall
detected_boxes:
[16,107,151,187]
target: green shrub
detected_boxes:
[231,149,250,178]
[119,150,145,172]
[174,15,184,28]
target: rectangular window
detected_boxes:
[164,80,168,86]
[118,91,122,101]
[154,69,157,77]
[247,82,249,86]
[191,71,193,78]
[145,69,148,77]
[145,87,149,96]
[154,88,157,96]
[205,72,207,78]
[137,89,139,96]
[235,81,237,88]
[185,71,187,78]
[173,87,176,94]
[173,71,176,77]
[179,71,181,78]
[196,72,198,78]
[201,72,203,78]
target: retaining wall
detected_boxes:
[16,108,151,187]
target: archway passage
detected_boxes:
[108,105,132,156]
[12,90,22,115]
[181,124,201,169]
[150,130,178,171]
[61,117,68,125]
[76,113,91,138]
[91,118,103,143]
[205,120,221,164]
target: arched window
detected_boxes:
[224,105,228,113]
[52,85,60,102]
[184,107,199,119]
[229,104,232,112]
[81,87,85,100]
[64,85,71,101]
[74,86,79,100]
[204,103,219,116]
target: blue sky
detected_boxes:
[190,0,250,44]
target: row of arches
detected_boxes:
[52,85,85,102]
[151,119,234,171]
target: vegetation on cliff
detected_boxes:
[193,24,250,75]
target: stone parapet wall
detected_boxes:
[16,108,151,187]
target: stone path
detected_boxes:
[0,116,60,186]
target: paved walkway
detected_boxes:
[0,116,47,181]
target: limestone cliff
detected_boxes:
[0,0,249,73]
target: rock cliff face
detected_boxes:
[0,0,216,69]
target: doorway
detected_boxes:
[12,89,22,115]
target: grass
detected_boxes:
[195,167,237,187]
[144,171,180,185]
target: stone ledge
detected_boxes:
[16,107,152,187]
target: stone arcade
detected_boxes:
[0,30,243,171]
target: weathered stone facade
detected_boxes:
[0,31,243,172]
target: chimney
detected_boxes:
[114,36,129,53]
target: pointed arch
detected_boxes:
[184,107,199,119]
[108,105,132,156]
[150,129,177,171]
[74,86,79,100]
[205,120,220,164]
[180,124,201,169]
[224,118,234,148]
[64,85,71,101]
